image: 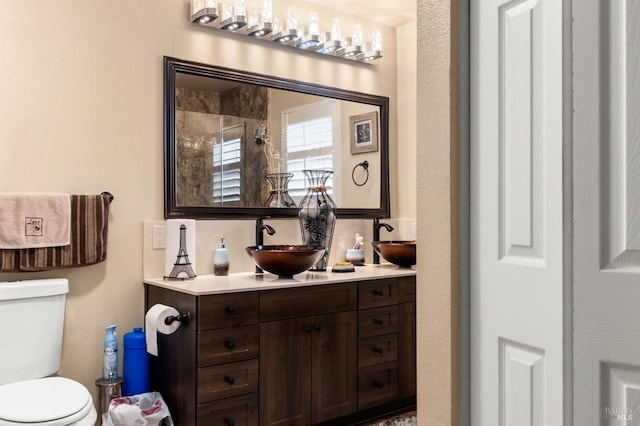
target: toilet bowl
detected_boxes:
[0,377,97,426]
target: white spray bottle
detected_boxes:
[103,325,118,380]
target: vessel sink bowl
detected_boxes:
[372,241,417,268]
[246,245,326,278]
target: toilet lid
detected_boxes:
[0,377,91,423]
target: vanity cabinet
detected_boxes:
[144,274,416,426]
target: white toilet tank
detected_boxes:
[0,278,69,385]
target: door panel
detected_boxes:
[259,318,311,426]
[573,1,640,424]
[471,0,564,424]
[311,311,358,424]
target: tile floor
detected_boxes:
[362,410,417,426]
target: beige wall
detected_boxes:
[0,0,426,407]
[416,0,459,425]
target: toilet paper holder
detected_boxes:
[164,311,190,326]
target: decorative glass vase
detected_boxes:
[265,173,296,208]
[298,169,336,271]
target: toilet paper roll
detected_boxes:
[164,219,197,278]
[145,304,181,356]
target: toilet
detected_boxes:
[0,278,97,425]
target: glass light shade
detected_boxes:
[272,17,283,34]
[248,10,258,27]
[192,0,204,15]
[331,18,341,42]
[372,29,382,52]
[352,24,363,46]
[286,6,298,31]
[262,0,272,23]
[309,12,320,36]
[221,3,232,21]
[234,0,245,16]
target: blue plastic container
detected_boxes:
[122,327,150,396]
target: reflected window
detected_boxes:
[212,123,244,204]
[283,100,338,198]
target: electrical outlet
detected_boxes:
[152,225,166,249]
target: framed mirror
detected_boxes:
[164,56,390,219]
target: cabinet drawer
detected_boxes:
[197,393,258,426]
[198,325,259,367]
[358,334,398,368]
[260,282,357,321]
[197,359,259,403]
[198,293,259,330]
[358,361,398,409]
[398,277,416,303]
[358,306,399,338]
[359,279,399,309]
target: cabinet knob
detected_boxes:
[224,376,236,385]
[372,346,384,354]
[303,325,312,333]
[224,419,235,426]
[225,341,236,350]
[373,289,384,296]
[226,306,237,315]
[373,380,385,388]
[313,324,322,332]
[373,318,384,325]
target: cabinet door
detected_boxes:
[311,311,358,424]
[398,302,416,398]
[260,318,311,426]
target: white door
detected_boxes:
[470,0,565,424]
[573,1,640,424]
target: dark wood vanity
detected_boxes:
[144,272,416,425]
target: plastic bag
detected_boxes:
[102,392,173,426]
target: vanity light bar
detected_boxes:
[189,0,382,63]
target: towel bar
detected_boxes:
[100,191,114,204]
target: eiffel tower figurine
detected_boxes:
[166,224,196,279]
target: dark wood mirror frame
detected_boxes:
[164,56,390,219]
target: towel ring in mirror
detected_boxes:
[352,161,370,187]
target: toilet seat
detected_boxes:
[0,377,96,425]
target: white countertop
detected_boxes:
[144,264,416,296]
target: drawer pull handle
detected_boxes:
[303,325,312,333]
[226,306,237,315]
[372,347,384,354]
[373,289,384,296]
[225,341,235,350]
[224,419,235,426]
[224,376,236,385]
[373,380,385,388]
[374,318,384,325]
[313,324,322,332]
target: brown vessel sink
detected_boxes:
[372,241,417,268]
[246,245,325,278]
